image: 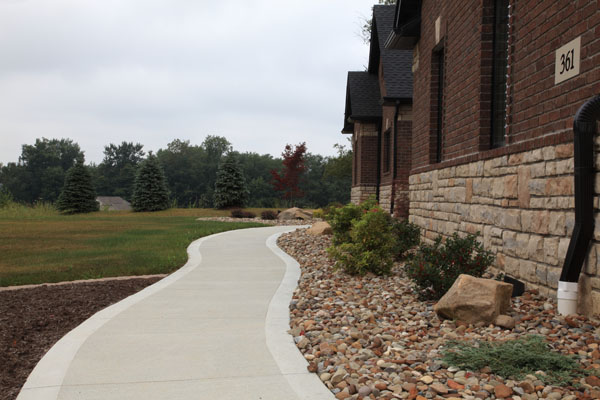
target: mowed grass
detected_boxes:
[0,207,272,286]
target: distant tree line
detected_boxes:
[0,136,351,209]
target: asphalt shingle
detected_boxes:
[372,5,413,100]
[346,71,382,119]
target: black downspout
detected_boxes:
[560,95,600,283]
[376,122,381,202]
[390,101,400,215]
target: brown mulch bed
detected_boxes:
[0,277,162,400]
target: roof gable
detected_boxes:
[368,5,413,100]
[342,71,382,133]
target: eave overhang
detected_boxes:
[385,0,421,50]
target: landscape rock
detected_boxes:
[277,229,600,400]
[330,368,347,385]
[430,383,448,394]
[307,221,333,236]
[494,314,516,329]
[278,207,313,220]
[434,274,513,324]
[358,386,372,397]
[494,384,513,398]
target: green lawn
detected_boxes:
[0,207,269,286]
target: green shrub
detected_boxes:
[405,232,494,300]
[442,336,584,386]
[230,209,256,218]
[391,218,421,259]
[326,196,377,245]
[327,206,397,275]
[260,210,277,220]
[312,208,324,219]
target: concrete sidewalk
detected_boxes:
[18,226,334,400]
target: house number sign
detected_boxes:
[555,36,581,84]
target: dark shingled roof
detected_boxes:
[369,5,413,100]
[96,196,132,211]
[342,71,382,133]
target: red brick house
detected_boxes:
[382,0,600,315]
[343,5,413,217]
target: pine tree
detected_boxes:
[131,153,170,212]
[56,160,99,214]
[213,152,249,209]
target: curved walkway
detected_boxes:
[18,226,334,400]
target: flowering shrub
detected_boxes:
[405,232,495,300]
[327,204,397,275]
[391,218,421,259]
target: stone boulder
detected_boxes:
[277,207,313,221]
[307,221,333,236]
[434,274,513,325]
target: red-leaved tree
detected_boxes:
[271,142,307,206]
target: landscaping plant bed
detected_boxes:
[278,229,600,400]
[0,277,162,400]
[196,216,319,225]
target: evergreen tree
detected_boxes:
[56,160,99,214]
[213,152,249,209]
[131,153,170,212]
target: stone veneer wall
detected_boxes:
[351,186,377,205]
[409,142,600,317]
[379,184,393,213]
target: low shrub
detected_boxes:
[391,218,421,259]
[326,196,378,245]
[312,208,324,219]
[442,335,584,386]
[260,210,278,220]
[0,187,13,208]
[405,232,494,300]
[230,209,256,219]
[0,201,58,218]
[327,205,397,275]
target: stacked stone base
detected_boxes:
[409,142,600,317]
[351,186,377,205]
[379,185,393,213]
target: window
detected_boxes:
[383,130,391,173]
[491,0,509,147]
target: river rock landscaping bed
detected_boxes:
[278,228,600,400]
[0,277,162,400]
[197,216,317,225]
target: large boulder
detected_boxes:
[434,274,513,325]
[278,207,313,221]
[307,221,333,236]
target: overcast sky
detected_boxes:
[0,0,374,165]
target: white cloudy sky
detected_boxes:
[0,0,374,164]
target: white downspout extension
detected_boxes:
[557,281,578,316]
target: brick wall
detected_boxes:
[412,0,599,172]
[377,105,413,217]
[408,0,600,316]
[351,121,379,204]
[394,118,412,219]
